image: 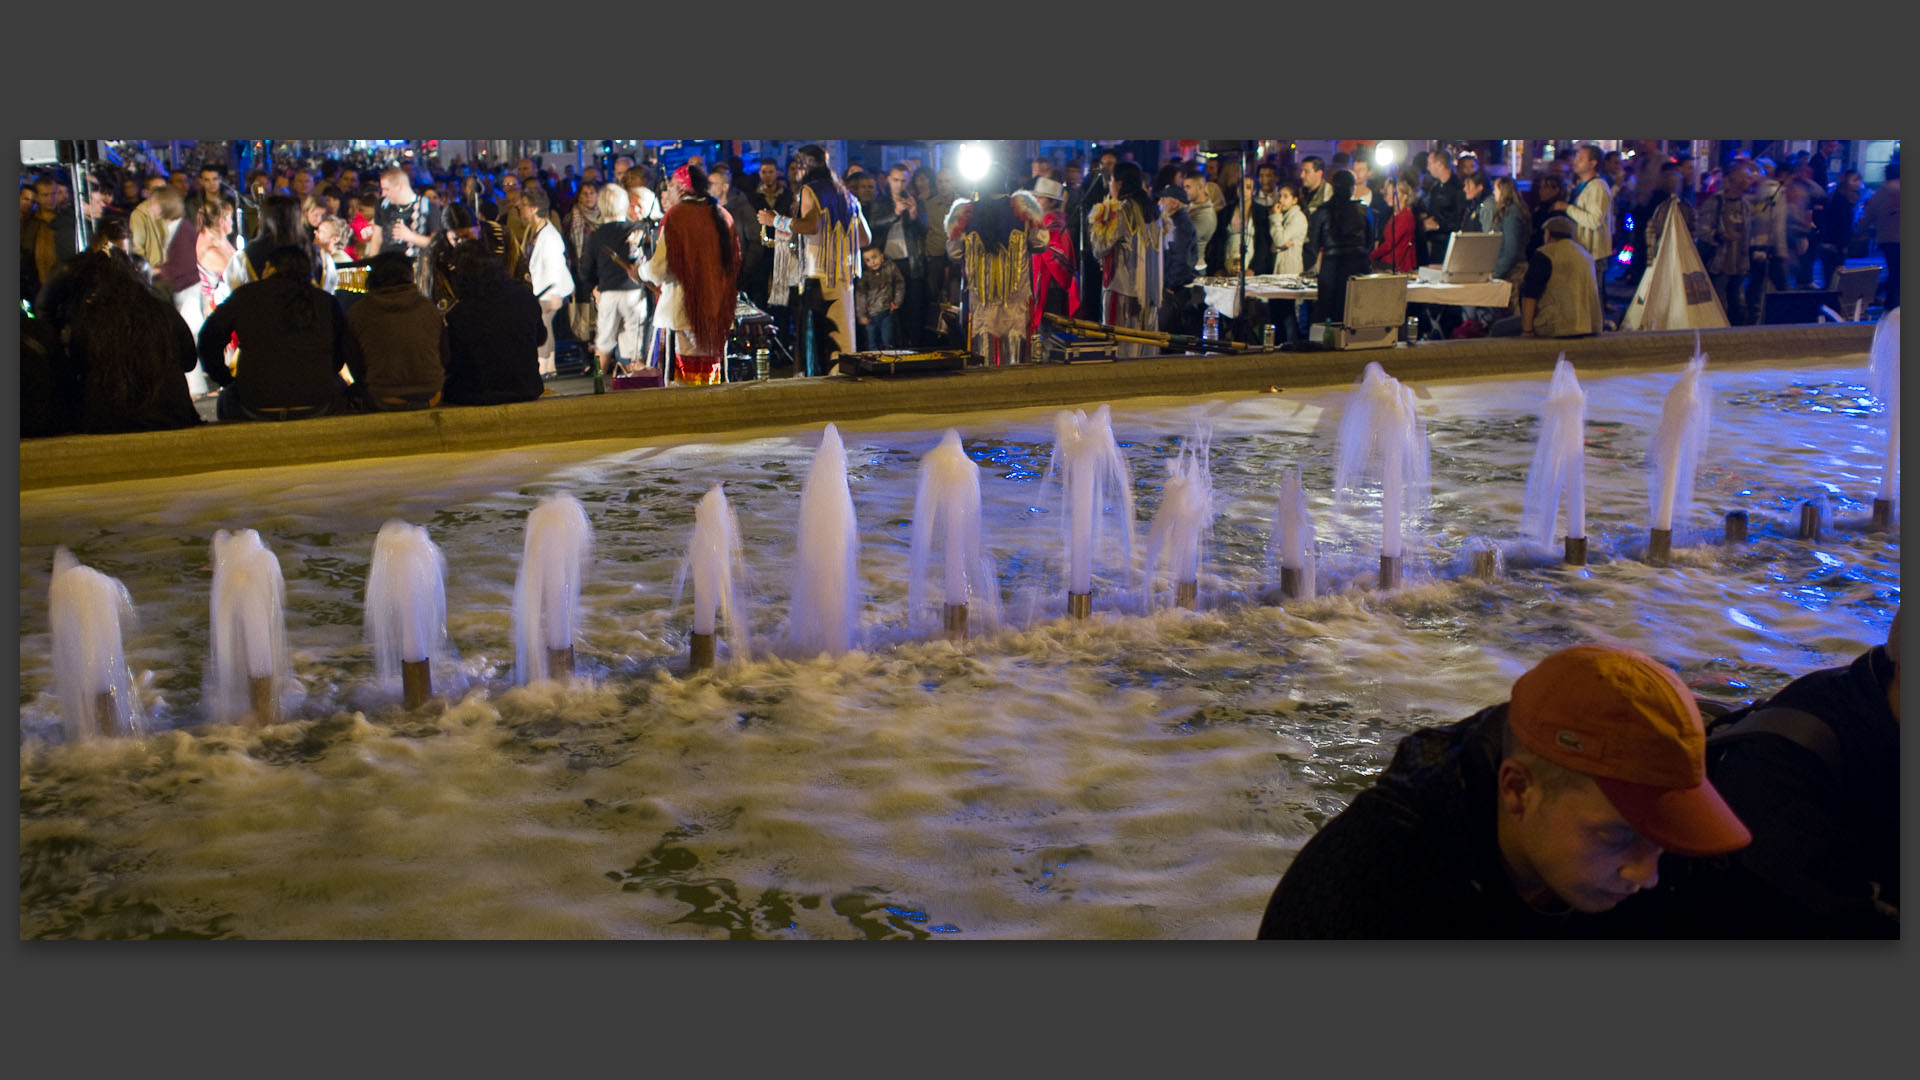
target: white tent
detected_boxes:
[1622,203,1729,331]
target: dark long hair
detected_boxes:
[963,195,1026,255]
[250,194,312,278]
[55,251,193,430]
[665,166,739,355]
[1110,161,1158,223]
[450,241,512,306]
[795,144,853,227]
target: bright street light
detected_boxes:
[958,143,991,184]
[1374,141,1403,169]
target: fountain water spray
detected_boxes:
[1333,362,1430,589]
[209,529,288,725]
[788,423,860,657]
[48,548,144,741]
[1869,308,1899,531]
[1047,404,1137,618]
[1522,355,1590,565]
[1268,467,1317,600]
[1647,350,1712,561]
[908,429,1000,638]
[513,494,592,684]
[681,484,750,669]
[365,520,449,709]
[1143,427,1214,610]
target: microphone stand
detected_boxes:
[1236,141,1249,343]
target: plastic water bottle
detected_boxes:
[755,347,770,381]
[1204,307,1219,341]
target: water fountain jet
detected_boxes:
[681,484,749,671]
[1334,363,1429,591]
[48,548,143,741]
[1269,468,1317,601]
[209,529,288,726]
[1869,308,1899,531]
[365,521,449,710]
[909,429,999,640]
[788,424,860,657]
[513,494,593,684]
[1143,428,1214,611]
[1522,356,1588,565]
[1647,351,1712,563]
[1048,405,1136,618]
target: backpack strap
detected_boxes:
[1706,704,1843,783]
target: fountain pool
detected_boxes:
[17,355,1898,939]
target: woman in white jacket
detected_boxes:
[1268,184,1308,275]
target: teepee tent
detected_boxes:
[1622,203,1729,331]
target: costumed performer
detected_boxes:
[944,188,1044,365]
[640,163,741,386]
[1088,161,1166,358]
[756,144,868,376]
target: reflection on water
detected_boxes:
[18,358,1898,939]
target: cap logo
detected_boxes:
[1555,730,1586,753]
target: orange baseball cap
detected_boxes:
[1509,644,1751,857]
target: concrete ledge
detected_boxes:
[21,323,1875,491]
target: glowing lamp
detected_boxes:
[958,143,991,184]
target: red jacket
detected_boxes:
[1371,207,1416,272]
[1031,210,1079,333]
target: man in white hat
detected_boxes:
[1028,176,1079,332]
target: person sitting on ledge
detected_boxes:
[439,242,546,407]
[1490,214,1601,339]
[197,245,360,422]
[346,251,449,411]
[1255,644,1752,938]
[1592,609,1899,939]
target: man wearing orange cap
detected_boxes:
[1256,644,1752,938]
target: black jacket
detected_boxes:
[1418,174,1466,263]
[864,192,927,277]
[1162,208,1197,290]
[441,282,546,406]
[1595,646,1899,939]
[35,259,201,435]
[1309,199,1373,262]
[1257,704,1604,938]
[584,221,642,293]
[198,274,358,415]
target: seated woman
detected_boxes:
[439,242,546,406]
[32,249,202,434]
[197,245,360,421]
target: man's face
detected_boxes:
[1032,159,1052,179]
[1575,148,1599,176]
[1295,164,1316,190]
[1820,140,1840,156]
[501,176,521,203]
[380,175,399,202]
[1502,768,1663,914]
[1351,161,1371,187]
[1259,166,1280,192]
[1843,173,1862,197]
[854,176,876,202]
[936,170,956,194]
[1428,156,1447,181]
[887,169,908,198]
[84,187,108,219]
[1459,157,1479,175]
[292,171,313,198]
[1463,177,1485,201]
[862,249,885,273]
[709,172,730,199]
[1066,165,1083,187]
[1182,176,1207,205]
[1097,154,1117,178]
[584,167,601,185]
[517,159,535,181]
[340,170,358,190]
[144,177,167,198]
[760,162,779,187]
[34,182,54,211]
[200,170,222,197]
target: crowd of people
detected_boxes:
[19,140,1900,437]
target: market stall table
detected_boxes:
[1199,275,1513,320]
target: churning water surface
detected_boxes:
[18,356,1899,939]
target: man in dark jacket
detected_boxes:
[864,163,927,347]
[1416,148,1466,268]
[710,164,763,314]
[1596,611,1899,938]
[1257,644,1752,938]
[198,246,360,421]
[346,252,449,409]
[1156,185,1199,336]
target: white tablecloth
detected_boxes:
[1199,276,1512,319]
